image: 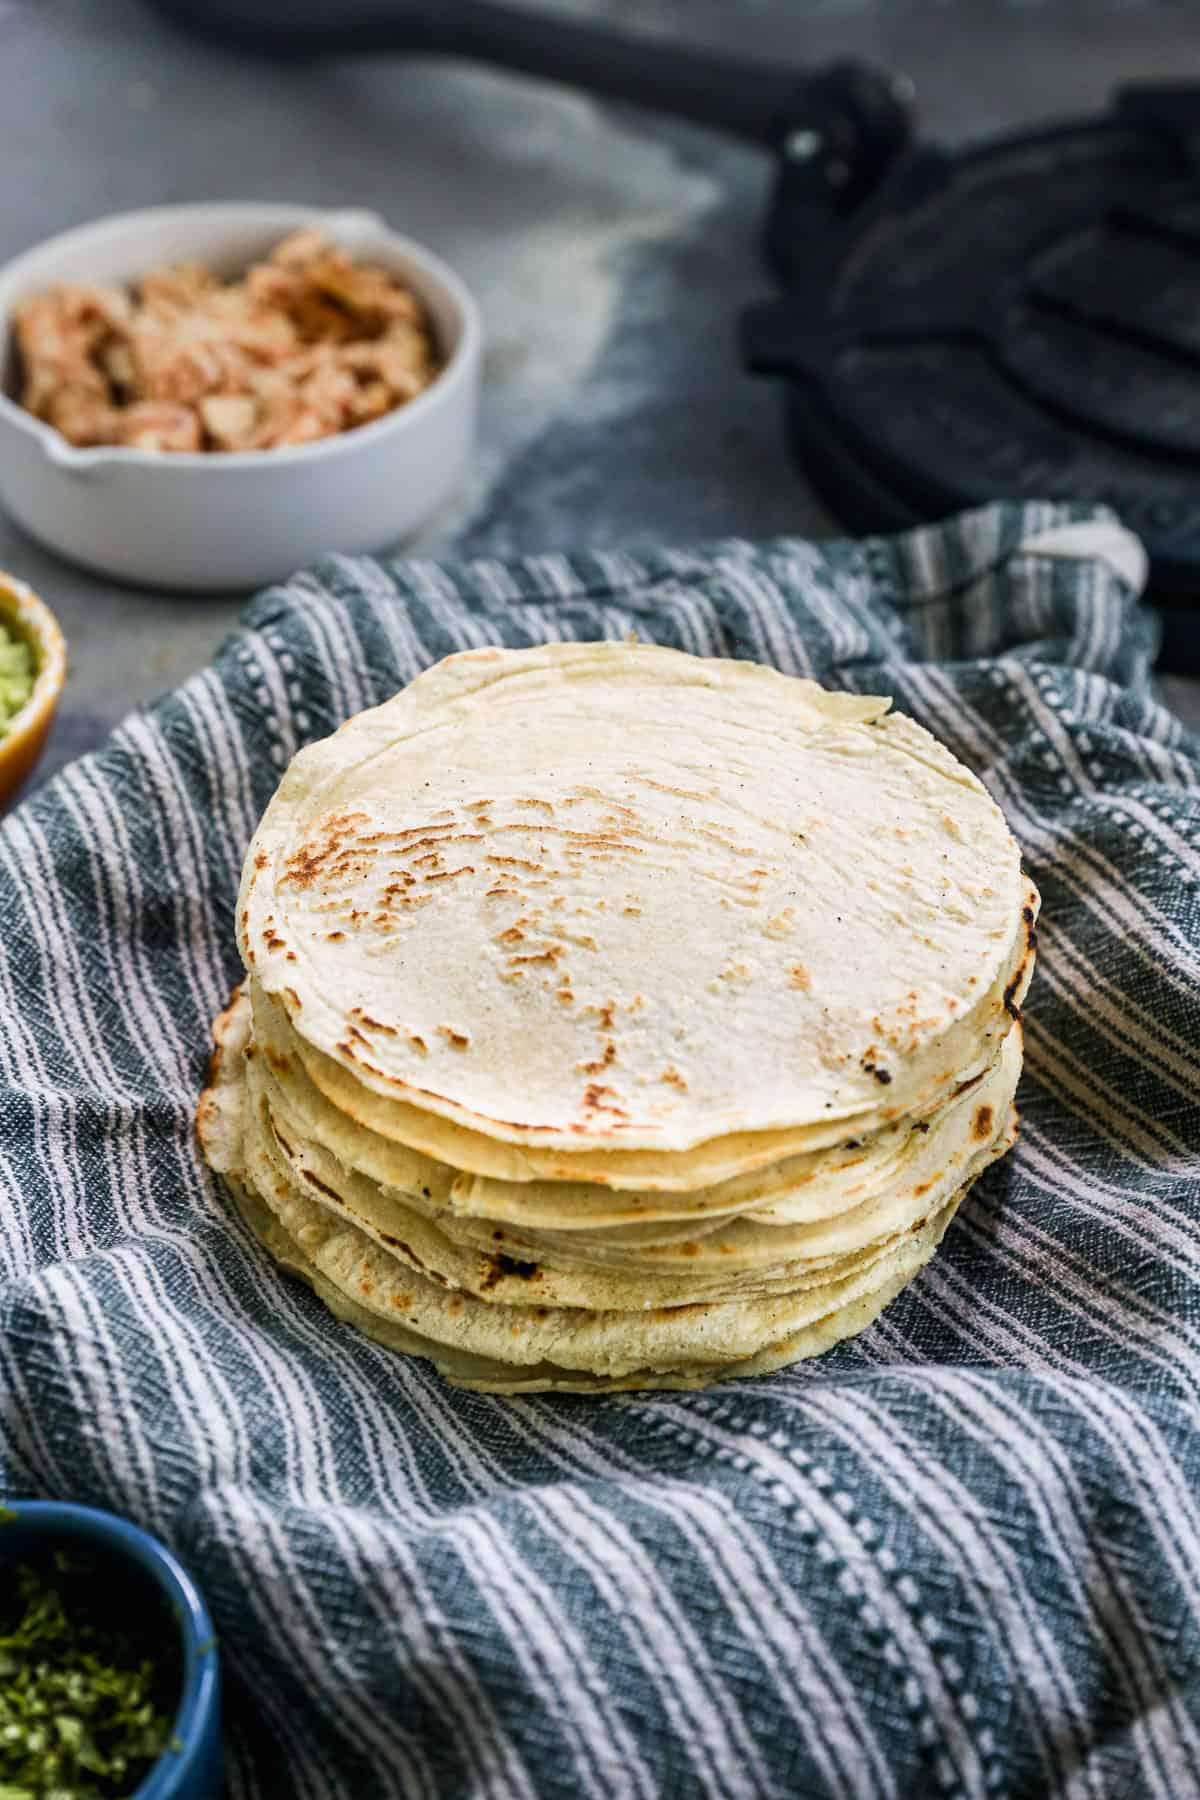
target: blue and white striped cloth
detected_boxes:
[2,501,1198,1799]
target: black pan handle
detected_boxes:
[147,0,908,153]
[423,0,807,143]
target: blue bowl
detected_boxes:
[0,1500,222,1799]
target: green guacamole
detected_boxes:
[0,621,34,735]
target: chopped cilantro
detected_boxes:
[0,1545,179,1798]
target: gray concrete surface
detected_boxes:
[2,0,1197,792]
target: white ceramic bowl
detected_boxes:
[0,204,481,590]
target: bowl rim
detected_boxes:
[0,200,482,473]
[0,570,66,756]
[0,1498,220,1800]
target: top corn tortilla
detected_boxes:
[239,641,1030,1157]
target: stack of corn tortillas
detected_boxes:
[198,641,1038,1393]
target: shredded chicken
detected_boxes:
[12,230,440,453]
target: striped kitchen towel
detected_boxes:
[1,501,1198,1800]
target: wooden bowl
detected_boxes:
[0,570,66,811]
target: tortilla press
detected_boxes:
[746,82,1200,676]
[146,1,1200,671]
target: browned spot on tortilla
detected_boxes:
[913,1180,933,1198]
[392,833,456,857]
[911,1216,928,1232]
[194,1092,215,1141]
[305,1172,344,1203]
[326,930,345,942]
[438,1025,471,1050]
[425,866,475,883]
[254,850,268,870]
[661,1065,688,1090]
[278,811,374,889]
[270,1117,295,1156]
[379,1234,424,1273]
[359,1279,373,1296]
[479,1253,540,1292]
[974,1104,995,1141]
[578,1042,618,1075]
[264,1046,291,1076]
[353,1013,398,1038]
[789,965,812,992]
[497,926,525,944]
[394,822,460,841]
[488,854,541,871]
[582,1082,627,1119]
[285,951,298,963]
[510,947,564,967]
[407,1031,428,1054]
[284,987,301,1009]
[517,798,554,813]
[555,990,575,1005]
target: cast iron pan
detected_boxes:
[147,1,1200,670]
